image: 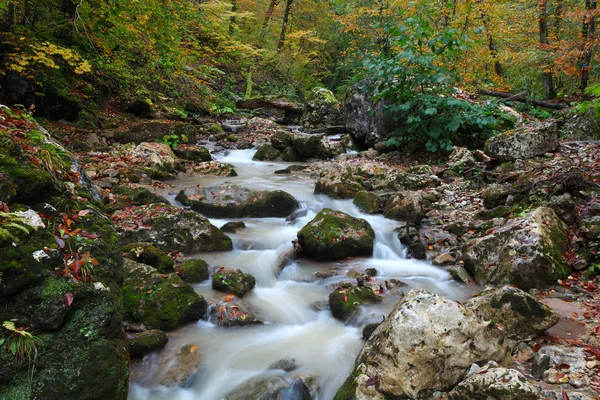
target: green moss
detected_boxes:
[445,223,464,235]
[212,268,255,297]
[123,242,174,273]
[177,258,209,283]
[353,191,381,214]
[329,286,382,321]
[474,206,511,220]
[253,144,281,161]
[490,292,549,319]
[281,147,298,162]
[220,221,246,234]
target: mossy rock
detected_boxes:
[176,184,298,218]
[353,191,381,214]
[482,184,511,209]
[173,144,212,162]
[105,185,168,212]
[220,221,246,234]
[253,144,281,161]
[292,134,323,159]
[474,206,511,220]
[177,258,210,283]
[122,259,207,331]
[123,242,174,273]
[117,204,233,254]
[314,177,364,200]
[329,286,382,321]
[190,161,238,177]
[126,329,168,358]
[297,208,375,261]
[281,147,299,162]
[212,268,256,297]
[271,131,294,151]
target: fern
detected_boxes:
[0,212,37,245]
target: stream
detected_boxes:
[128,149,475,400]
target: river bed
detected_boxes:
[128,149,475,400]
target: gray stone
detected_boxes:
[485,121,560,160]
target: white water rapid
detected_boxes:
[128,149,474,400]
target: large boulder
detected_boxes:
[463,207,570,290]
[292,134,323,159]
[126,329,168,358]
[329,285,382,321]
[122,259,207,331]
[485,121,560,160]
[297,208,375,261]
[336,287,557,399]
[253,144,281,161]
[176,184,298,218]
[302,87,343,130]
[176,258,210,283]
[448,361,541,400]
[562,108,600,140]
[383,191,427,225]
[131,142,178,171]
[116,204,233,254]
[344,80,394,147]
[173,144,212,162]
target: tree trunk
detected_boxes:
[229,0,237,36]
[277,0,294,52]
[477,0,504,77]
[580,0,597,92]
[539,0,556,99]
[260,0,280,45]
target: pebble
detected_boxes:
[569,378,586,389]
[587,361,597,369]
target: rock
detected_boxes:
[225,376,289,400]
[329,285,382,321]
[482,184,512,209]
[126,329,168,358]
[406,165,433,175]
[447,265,474,284]
[132,142,178,171]
[463,207,570,290]
[549,192,577,225]
[221,221,246,234]
[281,147,299,162]
[173,144,212,162]
[297,208,375,261]
[128,99,153,118]
[189,161,238,177]
[159,344,202,387]
[279,380,313,400]
[562,108,600,140]
[383,191,426,225]
[337,289,514,399]
[122,259,208,331]
[532,345,587,378]
[344,80,395,147]
[485,121,560,160]
[123,242,174,273]
[466,285,559,340]
[314,173,364,199]
[212,268,256,297]
[176,184,299,218]
[353,191,381,214]
[397,224,426,260]
[268,358,299,372]
[362,323,381,340]
[208,296,262,327]
[253,144,281,161]
[448,361,541,400]
[302,87,343,130]
[317,136,345,159]
[105,185,168,212]
[432,253,456,266]
[176,258,210,283]
[474,206,511,220]
[292,134,323,159]
[271,131,294,151]
[117,204,233,254]
[392,172,441,191]
[448,146,476,169]
[31,295,69,330]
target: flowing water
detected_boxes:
[129,149,475,400]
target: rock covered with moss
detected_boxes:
[336,287,557,399]
[485,121,560,161]
[212,268,256,297]
[176,258,210,283]
[123,242,174,273]
[115,203,232,253]
[253,144,281,161]
[173,144,212,162]
[126,329,168,358]
[463,207,570,291]
[208,296,263,327]
[302,87,343,130]
[383,191,427,225]
[220,221,246,234]
[297,209,375,261]
[188,161,238,177]
[176,184,298,218]
[122,259,207,331]
[0,107,129,400]
[104,185,168,212]
[329,285,382,321]
[131,142,179,171]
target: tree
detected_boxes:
[278,0,295,52]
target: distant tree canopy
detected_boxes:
[0,0,598,114]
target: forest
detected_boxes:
[2,1,600,400]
